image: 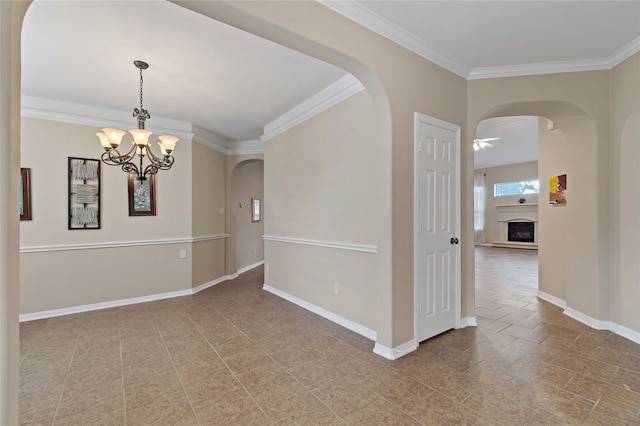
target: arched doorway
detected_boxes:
[227,159,264,276]
[468,100,606,329]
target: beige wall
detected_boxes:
[230,160,264,272]
[537,118,570,302]
[1,2,27,422]
[21,118,192,245]
[192,141,225,237]
[265,90,379,331]
[179,0,469,349]
[475,161,539,244]
[19,117,198,314]
[191,141,227,288]
[610,52,640,332]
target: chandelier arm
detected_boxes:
[101,146,135,167]
[121,162,140,176]
[145,145,164,162]
[143,165,159,178]
[146,146,175,171]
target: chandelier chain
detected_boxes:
[139,68,144,111]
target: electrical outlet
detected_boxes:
[334,282,340,295]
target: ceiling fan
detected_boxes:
[473,137,499,151]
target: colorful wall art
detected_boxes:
[549,174,567,205]
[128,173,156,216]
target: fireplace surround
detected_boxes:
[493,203,538,249]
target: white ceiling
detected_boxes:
[324,0,640,78]
[474,116,539,170]
[22,0,640,163]
[21,1,347,143]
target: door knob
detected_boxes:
[450,237,459,245]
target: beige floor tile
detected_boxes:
[585,403,640,425]
[345,398,422,425]
[192,388,269,425]
[312,380,380,418]
[18,249,640,425]
[612,368,640,394]
[126,396,197,426]
[552,352,619,382]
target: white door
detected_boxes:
[414,113,460,343]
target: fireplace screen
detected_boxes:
[508,222,534,243]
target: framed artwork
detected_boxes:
[20,168,32,221]
[251,197,261,222]
[549,174,567,205]
[68,157,100,229]
[128,173,156,216]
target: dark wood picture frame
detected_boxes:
[20,168,32,221]
[68,157,101,229]
[128,173,156,216]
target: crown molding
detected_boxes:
[226,139,264,155]
[318,1,470,79]
[191,124,232,154]
[469,58,609,80]
[469,37,639,80]
[21,95,265,156]
[318,2,640,81]
[607,36,640,69]
[22,95,196,139]
[262,73,364,142]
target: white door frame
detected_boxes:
[413,112,462,344]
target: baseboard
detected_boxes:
[20,263,268,323]
[262,283,377,341]
[563,307,610,331]
[237,260,264,275]
[537,290,640,345]
[192,276,228,294]
[459,316,478,327]
[536,290,567,308]
[21,273,232,322]
[19,287,193,322]
[608,322,640,344]
[373,339,418,360]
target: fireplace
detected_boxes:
[494,204,538,249]
[508,221,535,243]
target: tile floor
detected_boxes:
[19,247,640,425]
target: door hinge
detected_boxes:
[418,139,423,152]
[418,303,422,315]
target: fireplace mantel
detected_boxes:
[496,203,538,222]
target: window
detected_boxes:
[493,180,539,197]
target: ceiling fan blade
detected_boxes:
[473,141,495,150]
[473,137,499,143]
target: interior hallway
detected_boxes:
[19,248,640,425]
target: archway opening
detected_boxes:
[229,159,264,275]
[470,101,602,332]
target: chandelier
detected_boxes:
[96,60,179,181]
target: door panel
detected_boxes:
[415,114,459,343]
